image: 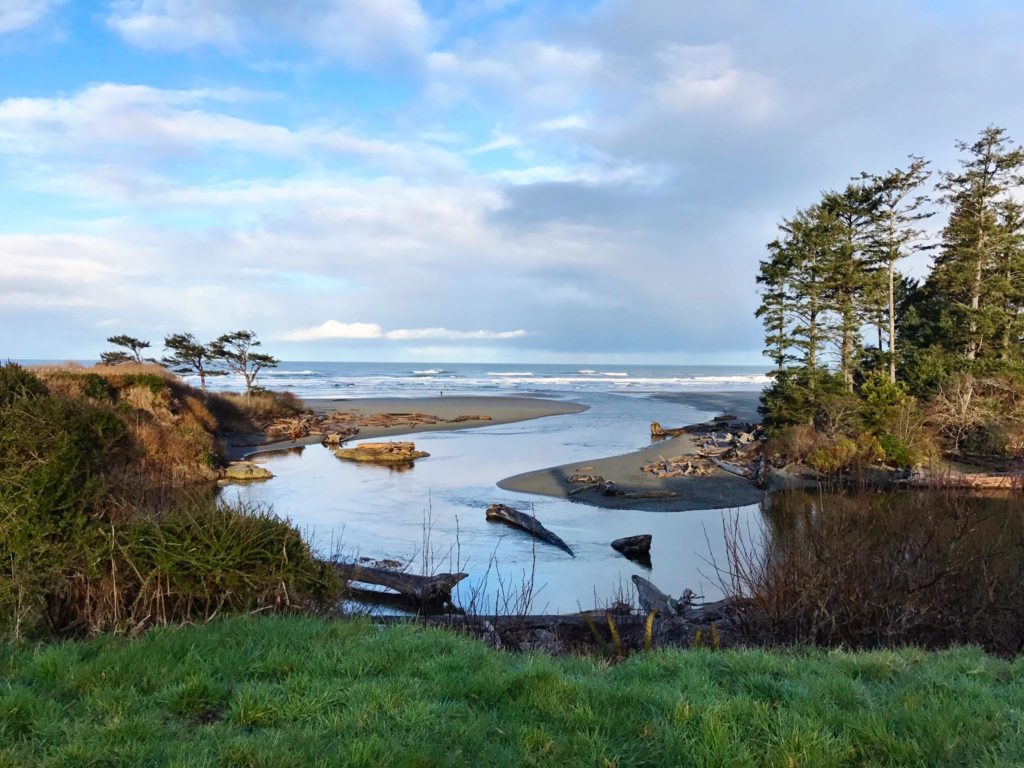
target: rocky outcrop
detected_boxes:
[335,441,429,464]
[223,461,274,481]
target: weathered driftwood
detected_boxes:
[621,490,677,499]
[708,456,751,478]
[485,504,575,556]
[567,482,602,497]
[631,574,678,616]
[612,535,652,557]
[331,562,467,602]
[650,421,688,438]
[907,472,1022,490]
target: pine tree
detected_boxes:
[820,184,877,388]
[210,330,278,394]
[100,335,152,365]
[861,157,933,382]
[756,240,796,372]
[163,333,225,391]
[932,127,1024,361]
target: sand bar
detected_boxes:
[498,390,765,511]
[229,396,587,459]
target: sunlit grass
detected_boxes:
[2,615,1022,767]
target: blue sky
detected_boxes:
[2,0,1023,363]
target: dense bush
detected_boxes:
[0,364,339,638]
[725,490,1024,655]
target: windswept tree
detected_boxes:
[210,330,278,394]
[162,333,225,391]
[931,126,1024,361]
[99,335,152,366]
[861,157,933,382]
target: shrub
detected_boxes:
[724,490,1024,654]
[759,368,848,430]
[877,432,920,467]
[0,364,338,639]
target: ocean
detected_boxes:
[192,361,770,399]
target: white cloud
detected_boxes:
[283,321,384,341]
[468,134,521,155]
[540,115,589,131]
[385,328,526,340]
[0,0,61,34]
[106,0,431,67]
[654,44,775,121]
[284,320,527,342]
[0,83,460,177]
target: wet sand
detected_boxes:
[228,396,587,459]
[305,396,588,439]
[498,390,765,511]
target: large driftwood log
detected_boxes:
[631,574,678,616]
[485,504,575,556]
[708,456,751,478]
[331,562,467,603]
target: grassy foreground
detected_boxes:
[1,617,1023,767]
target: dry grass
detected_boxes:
[206,390,306,432]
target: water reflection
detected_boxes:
[222,393,763,613]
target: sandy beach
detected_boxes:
[498,390,765,511]
[228,395,588,459]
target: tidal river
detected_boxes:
[221,392,763,614]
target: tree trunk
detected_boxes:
[888,259,897,382]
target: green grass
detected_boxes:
[2,619,1023,767]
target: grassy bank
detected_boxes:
[2,616,1022,767]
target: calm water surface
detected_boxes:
[222,392,763,613]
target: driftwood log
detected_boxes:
[631,574,678,616]
[485,504,575,556]
[331,562,467,603]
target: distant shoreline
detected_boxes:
[228,395,587,460]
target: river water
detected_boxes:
[221,391,763,614]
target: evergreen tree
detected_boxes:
[820,184,877,388]
[162,333,225,391]
[210,330,278,394]
[861,157,933,382]
[99,335,152,366]
[931,127,1024,361]
[756,240,796,372]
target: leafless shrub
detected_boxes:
[718,489,1024,655]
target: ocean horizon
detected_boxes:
[16,360,770,399]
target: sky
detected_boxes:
[2,0,1023,364]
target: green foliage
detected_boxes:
[210,330,279,394]
[758,368,848,429]
[1,616,1023,766]
[163,332,225,390]
[756,128,1024,459]
[81,372,114,400]
[876,432,920,467]
[0,364,338,639]
[806,433,884,474]
[100,334,152,365]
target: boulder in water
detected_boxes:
[335,441,429,464]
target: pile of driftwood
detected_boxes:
[642,455,714,478]
[265,410,494,444]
